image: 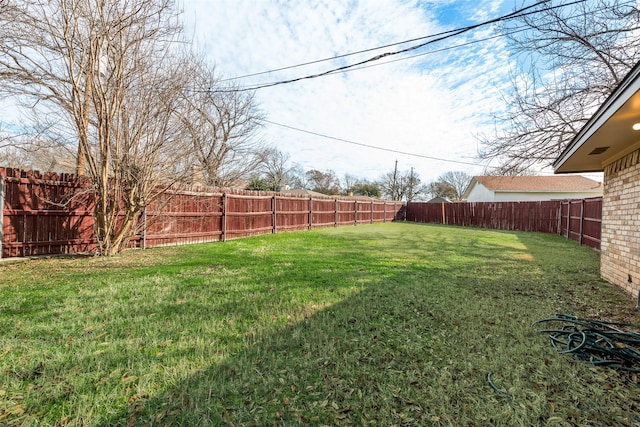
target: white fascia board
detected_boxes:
[554,63,640,171]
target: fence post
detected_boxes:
[579,198,585,246]
[272,195,277,234]
[383,202,386,223]
[370,201,374,224]
[335,199,338,227]
[142,207,147,250]
[309,197,313,230]
[441,202,446,225]
[566,201,571,239]
[222,193,227,242]
[354,200,358,225]
[0,176,4,259]
[557,204,562,235]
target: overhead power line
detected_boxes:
[261,119,579,176]
[325,27,528,75]
[220,22,522,82]
[214,0,587,93]
[261,119,486,167]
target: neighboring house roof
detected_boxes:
[462,175,602,201]
[284,189,336,198]
[469,175,602,193]
[426,197,451,203]
[283,189,381,200]
[554,61,640,173]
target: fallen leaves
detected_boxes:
[0,404,26,425]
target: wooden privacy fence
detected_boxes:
[405,198,602,250]
[0,168,96,257]
[0,168,404,258]
[141,190,403,248]
[559,197,602,250]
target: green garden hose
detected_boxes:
[533,314,640,372]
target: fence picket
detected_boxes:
[0,176,3,259]
[0,167,404,257]
[406,199,601,250]
[2,166,598,257]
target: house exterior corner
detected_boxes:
[553,60,640,300]
[600,148,640,297]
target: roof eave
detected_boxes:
[554,61,640,173]
[494,189,602,193]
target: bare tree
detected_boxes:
[177,60,265,187]
[284,164,309,190]
[0,125,14,151]
[378,171,400,201]
[378,169,424,201]
[0,142,76,173]
[482,163,532,177]
[259,147,291,191]
[426,181,457,201]
[480,0,640,173]
[305,169,340,195]
[437,171,471,201]
[0,0,192,254]
[404,168,422,202]
[341,174,359,195]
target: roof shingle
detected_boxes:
[473,175,602,192]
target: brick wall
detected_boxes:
[601,148,640,297]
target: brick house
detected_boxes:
[554,62,640,298]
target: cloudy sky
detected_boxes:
[181,0,525,184]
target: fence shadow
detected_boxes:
[89,228,618,426]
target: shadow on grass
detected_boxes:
[2,224,638,426]
[92,227,638,426]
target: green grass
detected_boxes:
[1,222,639,426]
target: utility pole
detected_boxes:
[392,159,398,201]
[408,166,414,203]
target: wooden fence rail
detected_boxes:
[0,168,404,258]
[0,167,603,258]
[559,198,602,250]
[405,198,602,250]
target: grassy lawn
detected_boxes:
[1,222,639,426]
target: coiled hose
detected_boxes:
[533,314,640,372]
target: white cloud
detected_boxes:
[185,0,522,184]
[0,0,519,184]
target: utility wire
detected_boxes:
[261,119,487,167]
[221,0,622,85]
[327,27,529,75]
[220,21,522,82]
[213,0,587,93]
[262,119,578,175]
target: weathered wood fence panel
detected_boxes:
[560,197,602,250]
[275,196,310,232]
[311,198,335,229]
[142,190,224,248]
[337,200,356,226]
[406,199,602,249]
[0,168,404,258]
[1,168,95,257]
